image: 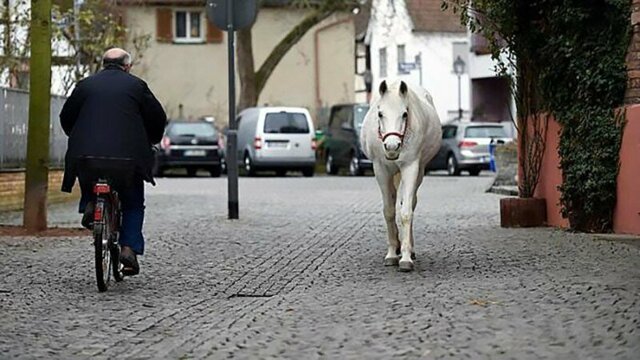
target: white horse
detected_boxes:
[361,80,442,272]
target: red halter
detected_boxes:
[377,111,409,141]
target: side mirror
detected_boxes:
[341,122,354,132]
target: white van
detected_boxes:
[236,107,317,176]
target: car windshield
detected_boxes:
[354,105,369,133]
[264,112,310,134]
[169,123,216,137]
[465,126,507,138]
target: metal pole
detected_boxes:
[418,52,422,87]
[226,0,239,219]
[73,0,81,79]
[457,74,462,121]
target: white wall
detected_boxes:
[125,6,355,125]
[366,0,469,123]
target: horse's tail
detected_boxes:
[393,172,401,191]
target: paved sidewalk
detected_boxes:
[1,174,639,359]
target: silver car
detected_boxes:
[427,121,512,176]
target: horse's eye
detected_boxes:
[378,112,383,118]
[402,112,408,120]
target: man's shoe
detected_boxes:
[120,246,140,276]
[81,202,95,230]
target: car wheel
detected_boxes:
[469,169,481,176]
[187,167,198,177]
[349,154,364,176]
[325,152,338,175]
[447,154,461,176]
[302,167,314,177]
[244,154,256,176]
[209,165,222,177]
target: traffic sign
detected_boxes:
[398,62,418,73]
[206,0,258,31]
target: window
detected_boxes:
[442,126,457,139]
[397,44,407,74]
[169,123,217,137]
[379,47,387,78]
[330,107,351,131]
[174,10,203,42]
[354,105,369,132]
[464,126,507,138]
[264,113,310,134]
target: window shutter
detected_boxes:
[206,22,224,44]
[156,8,173,43]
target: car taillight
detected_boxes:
[161,136,171,149]
[253,137,262,150]
[311,138,317,151]
[458,140,478,148]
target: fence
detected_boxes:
[0,87,67,170]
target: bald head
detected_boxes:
[102,48,132,72]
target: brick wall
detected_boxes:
[0,170,79,212]
[626,0,640,104]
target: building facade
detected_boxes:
[120,0,356,126]
[366,0,469,123]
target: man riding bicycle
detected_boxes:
[60,48,167,276]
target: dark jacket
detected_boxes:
[60,66,167,192]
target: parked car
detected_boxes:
[154,120,224,177]
[323,103,371,176]
[236,107,317,177]
[427,121,512,176]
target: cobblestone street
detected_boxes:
[1,174,639,359]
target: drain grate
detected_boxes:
[228,293,275,299]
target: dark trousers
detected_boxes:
[79,178,146,255]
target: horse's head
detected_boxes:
[376,80,410,161]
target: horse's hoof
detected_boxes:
[411,252,416,260]
[398,260,414,272]
[384,257,399,266]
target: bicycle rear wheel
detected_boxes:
[94,200,112,292]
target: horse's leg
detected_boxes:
[374,164,400,266]
[410,176,423,261]
[398,163,421,272]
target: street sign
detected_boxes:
[398,62,418,73]
[206,0,258,31]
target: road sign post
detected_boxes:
[206,0,257,220]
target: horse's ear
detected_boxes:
[379,80,388,96]
[399,81,408,96]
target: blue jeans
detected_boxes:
[79,178,146,255]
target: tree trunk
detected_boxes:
[23,0,52,233]
[237,27,257,112]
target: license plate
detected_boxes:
[267,142,288,148]
[184,150,206,156]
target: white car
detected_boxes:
[236,107,317,177]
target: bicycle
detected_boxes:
[92,178,124,292]
[78,156,134,292]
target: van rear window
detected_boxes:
[264,112,310,134]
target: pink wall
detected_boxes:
[614,105,640,234]
[522,106,640,234]
[533,118,569,228]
